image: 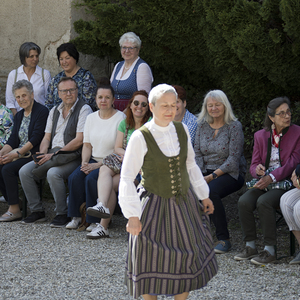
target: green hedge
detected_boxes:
[72,0,300,154]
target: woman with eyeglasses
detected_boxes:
[45,42,97,111]
[235,97,300,265]
[84,90,152,238]
[110,32,153,111]
[0,80,48,222]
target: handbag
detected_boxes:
[9,148,31,162]
[102,153,122,174]
[31,147,81,180]
[102,126,129,174]
[246,167,293,191]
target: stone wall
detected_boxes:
[0,0,106,104]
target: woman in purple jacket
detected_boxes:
[235,97,300,265]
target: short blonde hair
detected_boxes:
[198,90,237,124]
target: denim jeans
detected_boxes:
[204,171,244,240]
[68,159,100,223]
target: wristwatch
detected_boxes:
[212,172,218,179]
[16,151,22,158]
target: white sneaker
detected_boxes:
[0,196,6,202]
[86,223,97,232]
[86,202,110,219]
[65,217,81,229]
[86,224,109,239]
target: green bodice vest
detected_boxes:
[140,121,190,200]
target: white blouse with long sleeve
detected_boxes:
[119,119,210,219]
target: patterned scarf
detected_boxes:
[271,123,282,148]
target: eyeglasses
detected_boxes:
[133,100,148,107]
[121,46,137,52]
[58,88,78,95]
[275,109,292,118]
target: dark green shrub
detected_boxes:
[72,0,300,156]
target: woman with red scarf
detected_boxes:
[235,97,300,265]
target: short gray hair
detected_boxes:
[198,90,237,124]
[19,42,41,65]
[12,80,34,95]
[149,84,177,105]
[119,32,142,49]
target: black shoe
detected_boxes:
[21,211,47,224]
[50,214,70,228]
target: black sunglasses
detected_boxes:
[133,100,148,107]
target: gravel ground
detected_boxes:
[0,195,299,300]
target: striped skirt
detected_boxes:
[125,187,218,298]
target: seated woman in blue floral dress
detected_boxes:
[45,43,97,110]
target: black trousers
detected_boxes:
[204,170,244,240]
[0,157,32,205]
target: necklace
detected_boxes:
[124,64,131,70]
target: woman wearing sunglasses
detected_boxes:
[110,32,153,111]
[84,90,152,238]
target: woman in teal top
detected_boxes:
[86,90,152,238]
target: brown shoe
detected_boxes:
[250,250,276,265]
[234,246,258,261]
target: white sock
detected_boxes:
[73,217,81,222]
[246,241,256,249]
[264,245,275,256]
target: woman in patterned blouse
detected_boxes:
[45,43,97,111]
[194,90,246,254]
[0,105,13,149]
[0,80,48,222]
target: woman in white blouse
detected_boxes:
[118,84,217,300]
[6,42,51,115]
[110,32,153,111]
[66,81,125,235]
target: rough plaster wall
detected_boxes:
[0,0,106,104]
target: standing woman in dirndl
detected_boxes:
[119,84,218,300]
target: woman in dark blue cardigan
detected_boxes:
[0,80,48,222]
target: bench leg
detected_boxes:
[22,194,27,219]
[290,231,296,256]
